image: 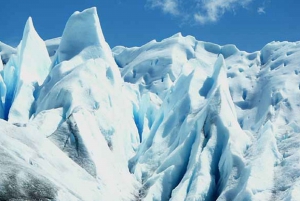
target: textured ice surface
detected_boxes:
[0,41,16,65]
[45,37,61,60]
[2,17,51,124]
[1,7,300,201]
[113,35,300,200]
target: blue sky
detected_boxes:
[0,0,299,52]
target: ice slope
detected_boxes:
[1,6,300,201]
[0,119,108,200]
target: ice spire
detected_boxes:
[18,17,51,85]
[52,7,121,85]
[5,17,51,123]
[57,7,112,63]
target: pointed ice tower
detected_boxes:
[51,7,121,84]
[33,8,140,199]
[17,17,51,84]
[4,17,51,123]
[57,7,107,61]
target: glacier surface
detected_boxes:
[1,7,300,201]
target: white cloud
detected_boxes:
[195,0,253,24]
[147,0,256,24]
[257,6,266,14]
[194,13,211,24]
[148,0,180,15]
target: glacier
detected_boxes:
[1,7,300,201]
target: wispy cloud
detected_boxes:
[147,0,259,25]
[194,0,253,24]
[147,0,180,15]
[257,6,266,14]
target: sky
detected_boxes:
[0,0,299,52]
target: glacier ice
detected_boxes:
[2,17,51,124]
[45,37,61,60]
[0,41,16,65]
[0,58,2,71]
[1,6,300,201]
[0,119,107,200]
